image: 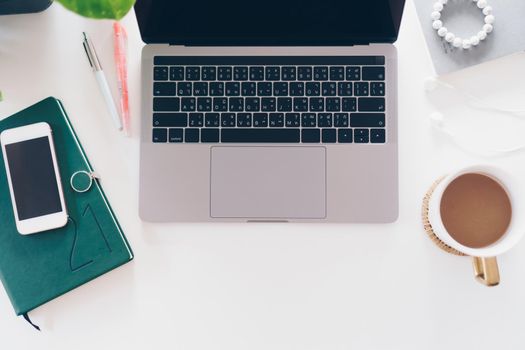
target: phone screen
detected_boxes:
[5,136,62,220]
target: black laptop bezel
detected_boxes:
[135,0,406,46]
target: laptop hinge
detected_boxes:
[167,42,371,47]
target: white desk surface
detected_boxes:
[1,2,525,349]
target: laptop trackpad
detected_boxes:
[210,147,326,219]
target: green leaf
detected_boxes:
[56,0,135,20]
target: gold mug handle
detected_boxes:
[472,257,500,287]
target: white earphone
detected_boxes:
[426,77,525,157]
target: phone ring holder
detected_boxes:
[70,171,99,193]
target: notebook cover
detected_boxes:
[0,97,133,315]
[413,0,525,75]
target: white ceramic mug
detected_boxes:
[427,165,525,286]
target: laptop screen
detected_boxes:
[135,0,405,45]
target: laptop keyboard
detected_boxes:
[151,56,386,144]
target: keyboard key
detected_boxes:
[253,113,268,127]
[301,113,316,127]
[318,113,333,127]
[152,128,168,142]
[334,113,349,127]
[269,113,284,127]
[234,66,248,80]
[338,82,353,96]
[201,128,220,142]
[293,97,308,112]
[313,66,328,80]
[189,113,204,127]
[197,97,212,111]
[282,67,297,81]
[261,98,276,111]
[221,113,236,127]
[186,66,200,81]
[354,82,369,96]
[153,113,187,127]
[326,98,340,112]
[342,98,357,112]
[229,97,244,111]
[193,82,208,96]
[237,113,252,127]
[277,97,292,112]
[265,66,280,81]
[209,82,224,96]
[153,98,180,111]
[345,66,360,80]
[285,113,300,127]
[225,82,240,96]
[358,97,385,112]
[169,66,184,81]
[218,67,232,80]
[370,128,386,143]
[222,129,300,143]
[306,82,320,96]
[322,128,337,143]
[213,97,228,111]
[273,82,289,96]
[169,128,184,142]
[350,113,385,127]
[249,66,264,81]
[330,66,345,81]
[241,82,256,96]
[154,82,176,96]
[202,66,217,81]
[362,66,385,81]
[322,82,337,96]
[177,82,192,96]
[154,66,168,81]
[181,97,196,111]
[309,98,324,111]
[298,66,312,80]
[338,128,353,143]
[257,82,272,96]
[290,82,304,96]
[370,82,385,96]
[354,128,369,143]
[245,97,260,111]
[185,128,200,142]
[302,129,320,143]
[205,113,220,127]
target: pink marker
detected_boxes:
[113,22,130,136]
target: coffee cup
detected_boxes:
[423,165,525,286]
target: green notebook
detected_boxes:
[0,97,133,318]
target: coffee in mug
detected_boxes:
[440,173,512,249]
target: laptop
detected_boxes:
[135,0,405,222]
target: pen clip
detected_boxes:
[82,32,102,71]
[82,41,94,68]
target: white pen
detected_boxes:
[82,32,123,131]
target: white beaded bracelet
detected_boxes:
[431,0,494,50]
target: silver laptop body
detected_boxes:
[136,2,403,223]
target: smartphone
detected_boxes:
[1,122,68,235]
